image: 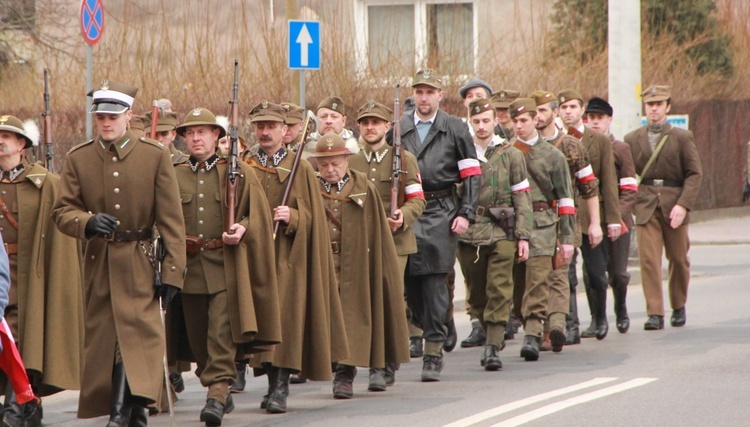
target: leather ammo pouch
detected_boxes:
[487,207,515,238]
[185,235,203,256]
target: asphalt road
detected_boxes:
[40,217,750,426]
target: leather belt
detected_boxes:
[424,188,452,201]
[331,241,340,254]
[532,201,555,212]
[203,239,224,250]
[105,229,152,242]
[641,179,683,188]
[3,243,17,255]
[186,236,224,256]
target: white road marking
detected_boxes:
[443,377,619,427]
[490,378,658,427]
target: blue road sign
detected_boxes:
[80,0,104,46]
[288,20,320,70]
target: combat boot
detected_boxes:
[200,382,234,426]
[169,372,185,394]
[409,336,423,358]
[613,284,630,333]
[367,368,387,392]
[106,363,132,427]
[420,355,444,382]
[266,368,291,414]
[443,319,457,352]
[128,406,148,427]
[332,364,357,399]
[540,331,552,352]
[260,365,278,410]
[461,319,486,348]
[383,363,397,387]
[229,362,246,393]
[520,335,540,361]
[481,345,502,371]
[593,286,609,340]
[565,293,581,345]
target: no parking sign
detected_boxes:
[80,0,104,45]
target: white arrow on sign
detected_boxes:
[296,24,313,67]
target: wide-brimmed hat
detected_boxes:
[0,115,33,148]
[311,134,350,158]
[176,108,227,139]
[88,80,138,114]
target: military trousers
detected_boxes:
[404,273,449,347]
[606,229,631,297]
[457,240,515,347]
[580,231,610,318]
[636,209,690,316]
[182,291,236,388]
[512,256,552,337]
[545,259,571,330]
[401,255,423,338]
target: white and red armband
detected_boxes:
[619,177,638,193]
[575,165,596,184]
[511,178,530,193]
[557,198,576,215]
[458,158,482,178]
[405,183,425,200]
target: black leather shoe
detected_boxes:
[410,336,423,358]
[169,372,185,393]
[443,319,457,352]
[421,355,444,382]
[520,336,540,361]
[595,317,609,340]
[616,316,630,333]
[580,320,597,338]
[564,328,580,345]
[481,345,502,371]
[200,396,234,426]
[671,307,686,327]
[644,315,665,330]
[461,320,486,348]
[550,327,566,353]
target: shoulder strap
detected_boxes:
[0,192,18,230]
[637,134,669,185]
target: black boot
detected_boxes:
[229,362,246,393]
[260,365,278,410]
[580,285,598,338]
[565,291,581,345]
[593,286,609,340]
[461,319,486,348]
[409,336,423,358]
[106,363,132,427]
[520,336,540,361]
[128,405,148,427]
[3,383,42,427]
[199,394,234,427]
[443,319,457,352]
[613,284,630,333]
[266,368,290,414]
[169,372,185,394]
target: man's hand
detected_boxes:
[607,224,622,241]
[669,204,687,229]
[587,223,603,248]
[561,244,574,262]
[517,240,529,262]
[451,216,469,235]
[85,213,118,238]
[156,284,180,310]
[387,209,404,232]
[273,206,291,224]
[223,224,247,245]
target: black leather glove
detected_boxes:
[85,213,118,238]
[156,284,180,310]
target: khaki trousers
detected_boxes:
[546,262,571,330]
[636,208,690,316]
[512,256,552,337]
[457,240,515,347]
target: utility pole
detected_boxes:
[608,0,642,138]
[287,0,301,107]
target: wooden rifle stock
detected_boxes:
[42,69,54,173]
[149,100,160,139]
[390,85,403,220]
[273,111,316,240]
[225,60,240,233]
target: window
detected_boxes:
[354,0,477,78]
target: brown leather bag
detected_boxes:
[552,238,566,269]
[487,207,516,238]
[185,235,203,256]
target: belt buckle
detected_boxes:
[476,206,485,217]
[653,179,664,187]
[104,232,116,242]
[331,241,340,254]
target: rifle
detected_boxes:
[42,69,53,172]
[149,100,160,139]
[273,109,317,240]
[150,235,176,425]
[225,59,240,234]
[390,85,405,219]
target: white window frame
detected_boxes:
[353,0,478,78]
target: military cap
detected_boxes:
[468,98,494,117]
[249,100,287,124]
[641,85,671,103]
[459,78,492,99]
[530,90,557,107]
[130,115,146,136]
[509,98,537,119]
[311,133,350,158]
[557,89,584,105]
[585,97,613,116]
[144,111,178,133]
[412,68,443,90]
[176,108,227,139]
[356,100,392,123]
[317,96,346,116]
[281,102,305,125]
[0,115,33,148]
[491,89,520,109]
[88,80,138,114]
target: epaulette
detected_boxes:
[138,136,167,150]
[67,139,95,154]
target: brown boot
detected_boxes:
[332,364,357,399]
[540,331,552,352]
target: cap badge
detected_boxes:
[192,108,202,116]
[474,106,480,113]
[500,91,506,99]
[545,93,551,98]
[518,106,525,112]
[283,104,290,111]
[325,137,334,148]
[0,116,7,124]
[100,80,109,90]
[331,102,338,110]
[560,96,566,103]
[423,70,431,79]
[366,100,375,111]
[262,100,268,109]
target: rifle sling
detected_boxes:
[0,192,19,230]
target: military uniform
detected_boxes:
[395,69,481,381]
[508,98,576,361]
[457,100,532,367]
[624,85,702,328]
[52,82,187,421]
[491,90,520,141]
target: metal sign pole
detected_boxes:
[299,71,305,110]
[85,44,93,139]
